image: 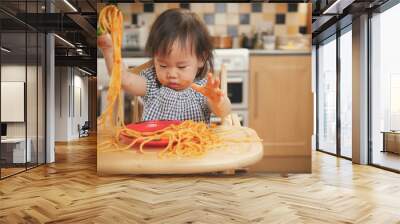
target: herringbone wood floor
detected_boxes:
[1,135,400,223]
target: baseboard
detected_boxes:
[247,156,311,173]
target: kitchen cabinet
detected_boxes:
[248,53,313,173]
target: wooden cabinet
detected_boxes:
[248,54,313,173]
[382,132,400,154]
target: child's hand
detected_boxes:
[97,32,113,50]
[191,73,224,103]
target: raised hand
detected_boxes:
[97,32,113,50]
[191,73,224,103]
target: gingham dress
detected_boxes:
[139,66,211,123]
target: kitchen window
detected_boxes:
[370,2,400,172]
[0,1,47,179]
[339,26,352,159]
[316,23,353,159]
[317,35,337,155]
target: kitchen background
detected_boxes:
[97,3,311,51]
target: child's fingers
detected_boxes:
[97,33,113,49]
[206,73,213,87]
[209,90,223,103]
[191,83,205,95]
[214,77,220,89]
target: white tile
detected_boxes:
[238,25,251,36]
[274,25,287,36]
[190,4,205,13]
[298,3,308,13]
[262,3,275,13]
[214,25,227,36]
[227,3,239,13]
[207,26,215,36]
[250,14,263,26]
[286,13,299,26]
[232,37,240,48]
[227,14,239,25]
[215,13,226,25]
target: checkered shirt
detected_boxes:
[139,66,211,123]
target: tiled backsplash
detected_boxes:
[98,3,310,49]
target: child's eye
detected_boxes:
[178,66,187,69]
[160,65,167,68]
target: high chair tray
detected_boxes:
[97,126,263,175]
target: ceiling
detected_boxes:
[312,0,390,44]
[0,0,96,75]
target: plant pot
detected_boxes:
[212,36,233,49]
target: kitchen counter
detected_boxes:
[97,50,149,58]
[98,49,311,58]
[249,49,311,55]
[121,50,149,57]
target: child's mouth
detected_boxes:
[168,83,180,89]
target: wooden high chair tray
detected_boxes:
[97,126,263,175]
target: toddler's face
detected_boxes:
[154,41,204,91]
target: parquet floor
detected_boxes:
[373,150,400,171]
[1,167,25,178]
[0,135,399,223]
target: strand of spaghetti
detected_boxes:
[186,142,203,156]
[98,141,113,149]
[158,134,175,158]
[159,133,178,158]
[120,136,143,151]
[138,137,160,153]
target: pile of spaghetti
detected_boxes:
[100,120,225,158]
[97,5,260,158]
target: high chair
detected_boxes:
[128,60,151,123]
[98,61,263,175]
[217,64,242,127]
[128,61,241,127]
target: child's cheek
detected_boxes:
[156,70,167,85]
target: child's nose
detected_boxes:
[166,69,178,78]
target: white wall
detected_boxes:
[72,72,89,138]
[1,65,29,137]
[54,67,89,141]
[312,46,316,151]
[55,67,69,141]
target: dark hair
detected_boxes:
[145,8,214,80]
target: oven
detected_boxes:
[213,49,249,126]
[226,72,248,109]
